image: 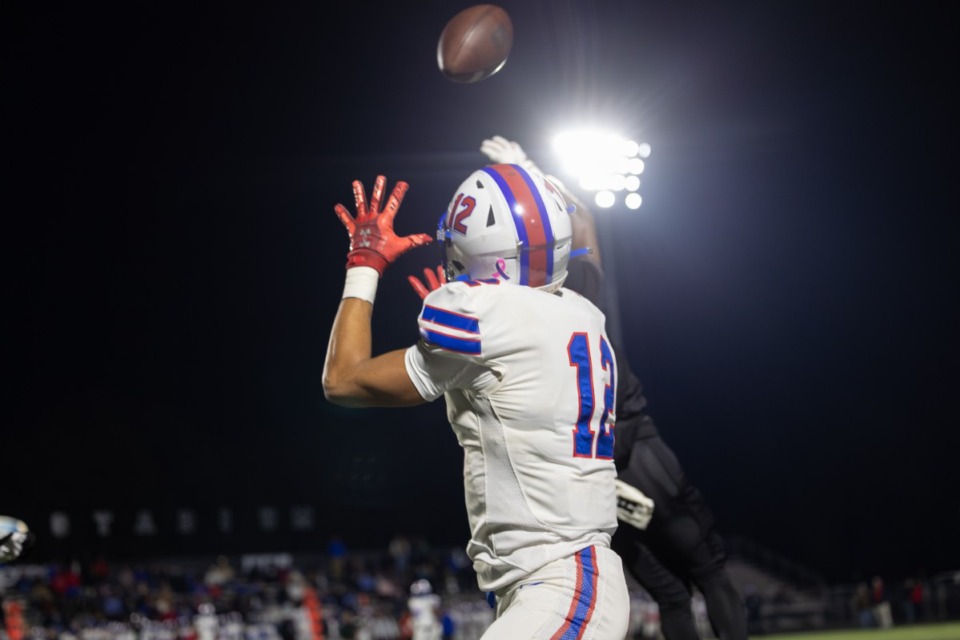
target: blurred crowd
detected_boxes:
[0,537,663,640]
[6,536,955,640]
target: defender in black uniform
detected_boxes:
[565,244,748,640]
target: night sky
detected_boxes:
[6,1,957,584]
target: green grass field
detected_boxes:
[760,622,960,640]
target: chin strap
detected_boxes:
[537,272,568,294]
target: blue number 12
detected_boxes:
[567,333,616,459]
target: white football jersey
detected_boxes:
[405,279,618,591]
[407,593,442,640]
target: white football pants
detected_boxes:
[482,545,629,640]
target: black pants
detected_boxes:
[613,432,748,640]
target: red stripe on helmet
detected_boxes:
[488,164,549,287]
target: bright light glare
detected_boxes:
[554,130,631,178]
[578,174,603,191]
[553,128,651,209]
[625,193,643,209]
[606,174,626,192]
[595,191,616,208]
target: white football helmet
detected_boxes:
[438,164,572,291]
[410,579,433,595]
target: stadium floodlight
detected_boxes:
[624,193,643,210]
[627,158,645,175]
[552,129,651,210]
[595,190,616,209]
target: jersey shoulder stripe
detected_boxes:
[418,285,484,356]
[419,328,481,355]
[422,305,479,334]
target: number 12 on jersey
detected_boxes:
[567,333,616,459]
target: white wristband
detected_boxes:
[342,266,380,304]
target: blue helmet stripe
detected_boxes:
[482,164,556,286]
[515,167,555,283]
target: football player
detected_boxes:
[475,136,749,640]
[323,168,630,640]
[407,579,443,640]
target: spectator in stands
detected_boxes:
[744,584,764,636]
[852,581,874,628]
[441,609,455,640]
[204,556,235,588]
[903,575,926,624]
[327,535,348,582]
[389,534,412,576]
[903,577,918,623]
[871,575,893,628]
[339,607,361,639]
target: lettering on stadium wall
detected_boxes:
[46,506,318,538]
[12,505,353,560]
[16,502,411,560]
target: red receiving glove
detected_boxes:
[407,265,447,300]
[334,175,432,275]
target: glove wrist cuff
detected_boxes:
[342,266,380,305]
[346,249,389,275]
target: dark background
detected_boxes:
[5,1,957,584]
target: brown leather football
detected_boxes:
[437,5,513,83]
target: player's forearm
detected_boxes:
[555,177,603,269]
[323,297,375,405]
[571,220,603,270]
[324,175,431,408]
[323,299,425,407]
[569,201,603,270]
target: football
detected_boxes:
[437,5,513,83]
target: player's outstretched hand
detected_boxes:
[480,135,543,176]
[408,265,447,300]
[481,135,576,201]
[334,175,432,275]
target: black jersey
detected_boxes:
[565,259,659,462]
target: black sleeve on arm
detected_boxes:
[612,340,649,422]
[565,259,648,422]
[566,262,660,471]
[565,259,605,308]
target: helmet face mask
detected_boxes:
[438,164,572,291]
